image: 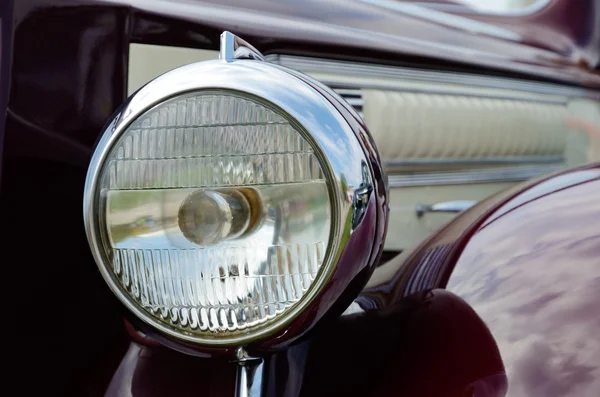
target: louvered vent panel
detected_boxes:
[331,87,363,119]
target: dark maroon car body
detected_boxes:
[1,0,600,396]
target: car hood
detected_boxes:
[99,0,600,87]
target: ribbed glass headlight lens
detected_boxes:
[95,91,332,340]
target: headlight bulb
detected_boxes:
[178,189,253,246]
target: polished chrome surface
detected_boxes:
[234,347,265,397]
[415,200,477,218]
[220,31,265,62]
[331,88,362,97]
[387,164,562,187]
[84,32,379,346]
[235,358,265,397]
[351,162,374,230]
[385,156,564,167]
[265,55,600,100]
[366,87,566,104]
[342,97,364,107]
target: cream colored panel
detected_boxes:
[270,56,600,253]
[128,44,219,95]
[566,99,600,165]
[363,90,567,164]
[385,182,514,250]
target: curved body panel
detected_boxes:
[360,164,600,396]
[105,343,237,397]
[107,0,600,85]
[446,167,600,396]
[302,288,507,397]
[107,289,507,397]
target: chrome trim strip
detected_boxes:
[343,97,364,107]
[385,155,564,167]
[266,55,600,100]
[415,200,477,218]
[388,164,562,187]
[332,88,362,96]
[350,85,567,104]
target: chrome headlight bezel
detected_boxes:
[84,32,387,348]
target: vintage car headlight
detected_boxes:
[84,32,387,347]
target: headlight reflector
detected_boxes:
[97,92,331,338]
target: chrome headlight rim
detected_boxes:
[83,54,378,347]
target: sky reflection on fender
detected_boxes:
[447,178,600,397]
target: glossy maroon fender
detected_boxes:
[360,163,600,396]
[107,289,507,397]
[446,166,600,396]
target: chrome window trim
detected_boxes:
[361,88,567,104]
[266,55,600,100]
[385,155,565,167]
[387,164,562,187]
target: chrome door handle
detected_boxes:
[416,200,477,218]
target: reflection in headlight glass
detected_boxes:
[97,92,332,335]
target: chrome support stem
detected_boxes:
[235,358,265,397]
